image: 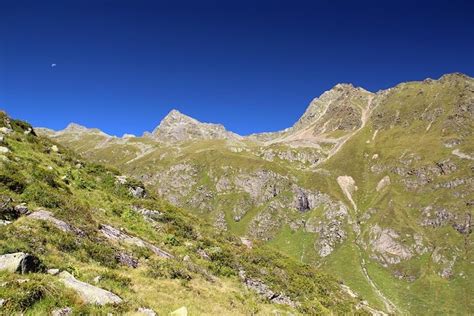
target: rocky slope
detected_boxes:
[148,109,242,143]
[0,111,365,314]
[38,73,473,314]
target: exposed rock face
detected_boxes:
[155,163,198,205]
[247,203,283,240]
[453,212,472,235]
[337,175,357,210]
[293,186,310,212]
[28,210,85,236]
[420,206,455,228]
[214,211,228,231]
[368,226,413,265]
[293,84,371,132]
[59,271,123,305]
[304,201,349,257]
[115,176,147,198]
[115,252,139,268]
[150,109,242,143]
[129,186,146,198]
[239,270,296,308]
[100,224,173,258]
[0,252,42,274]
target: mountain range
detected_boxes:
[1,73,472,315]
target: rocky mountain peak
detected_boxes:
[290,83,373,133]
[60,123,111,137]
[150,109,241,143]
[64,123,88,132]
[155,109,201,130]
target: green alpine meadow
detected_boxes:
[1,73,471,315]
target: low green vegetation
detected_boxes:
[0,111,362,314]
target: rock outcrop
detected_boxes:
[0,252,42,274]
[100,224,173,258]
[239,270,296,308]
[28,210,85,236]
[368,226,413,265]
[59,271,123,305]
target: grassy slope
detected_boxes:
[319,75,473,314]
[0,112,361,315]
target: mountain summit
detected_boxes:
[149,109,242,143]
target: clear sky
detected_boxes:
[1,0,473,136]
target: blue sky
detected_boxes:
[1,0,473,136]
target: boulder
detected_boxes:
[14,203,29,215]
[115,252,139,268]
[47,268,60,276]
[28,210,85,236]
[0,252,42,274]
[58,271,122,305]
[129,186,146,198]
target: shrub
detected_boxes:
[164,234,180,246]
[147,258,192,281]
[32,168,59,188]
[0,168,26,193]
[10,119,35,135]
[22,183,63,208]
[205,246,236,277]
[2,280,46,311]
[101,270,132,288]
[81,240,118,268]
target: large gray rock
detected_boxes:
[238,270,296,308]
[129,186,146,198]
[28,210,85,236]
[369,225,413,265]
[58,271,122,305]
[100,224,173,258]
[115,252,139,268]
[0,252,42,274]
